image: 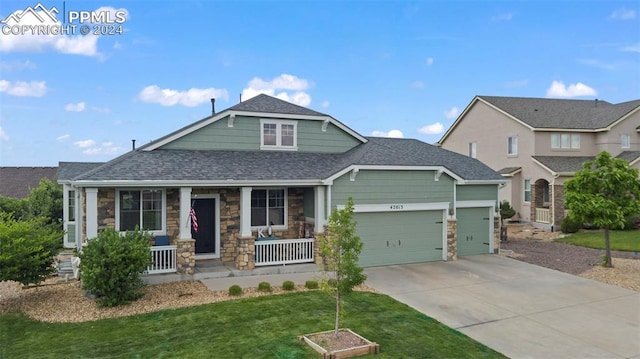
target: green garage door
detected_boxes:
[355,211,444,267]
[456,207,491,256]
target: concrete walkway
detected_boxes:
[365,255,640,359]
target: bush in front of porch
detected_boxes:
[80,228,152,307]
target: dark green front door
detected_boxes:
[355,210,444,267]
[456,207,491,256]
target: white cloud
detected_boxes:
[411,81,424,88]
[371,129,404,138]
[491,13,514,21]
[0,126,9,141]
[137,85,229,107]
[56,134,70,141]
[546,80,597,98]
[425,57,434,66]
[0,60,36,72]
[621,43,640,52]
[444,106,459,119]
[0,6,127,57]
[321,101,330,108]
[82,141,121,155]
[418,122,444,135]
[74,139,96,148]
[64,102,86,112]
[609,9,636,20]
[0,80,47,97]
[241,74,313,106]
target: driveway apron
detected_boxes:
[365,255,640,359]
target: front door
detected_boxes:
[192,198,217,256]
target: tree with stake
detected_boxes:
[320,197,367,338]
[564,151,640,267]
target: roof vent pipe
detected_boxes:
[132,139,136,150]
[211,98,215,115]
[595,98,598,108]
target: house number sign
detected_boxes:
[389,204,404,210]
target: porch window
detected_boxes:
[524,179,531,202]
[68,190,76,221]
[621,134,630,149]
[260,119,297,150]
[507,136,518,156]
[117,189,164,232]
[251,189,286,227]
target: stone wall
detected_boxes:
[447,219,457,261]
[236,237,255,270]
[552,184,565,228]
[176,239,195,274]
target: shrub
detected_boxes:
[560,215,582,234]
[282,280,295,291]
[305,280,319,289]
[80,228,152,307]
[229,285,243,296]
[258,281,272,292]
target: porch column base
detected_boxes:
[176,238,196,275]
[236,236,255,270]
[447,219,457,261]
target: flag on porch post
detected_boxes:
[190,205,198,233]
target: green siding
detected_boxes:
[456,207,491,256]
[303,188,315,218]
[456,185,499,202]
[160,116,360,153]
[332,170,454,206]
[356,211,443,267]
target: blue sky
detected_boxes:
[1,1,639,166]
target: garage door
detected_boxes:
[456,207,491,256]
[355,210,444,267]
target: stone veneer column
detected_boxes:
[493,216,500,253]
[446,219,457,261]
[552,184,565,230]
[236,237,255,270]
[176,238,195,274]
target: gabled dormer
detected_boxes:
[142,94,366,153]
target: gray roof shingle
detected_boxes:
[533,156,595,173]
[616,151,640,163]
[228,94,328,116]
[479,96,640,129]
[58,162,104,181]
[0,167,58,198]
[497,167,522,175]
[72,137,502,183]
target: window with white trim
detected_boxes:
[524,179,531,202]
[117,189,164,232]
[251,189,286,227]
[68,190,76,221]
[468,142,477,158]
[260,119,297,150]
[621,134,630,149]
[551,133,580,149]
[508,136,518,156]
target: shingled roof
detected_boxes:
[69,137,502,183]
[479,96,640,130]
[57,162,104,182]
[228,94,328,116]
[0,167,58,198]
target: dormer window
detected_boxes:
[260,119,297,150]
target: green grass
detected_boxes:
[557,230,640,252]
[1,291,506,359]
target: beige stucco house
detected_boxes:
[438,95,640,230]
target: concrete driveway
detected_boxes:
[365,255,640,359]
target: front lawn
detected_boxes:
[1,291,505,358]
[557,230,640,252]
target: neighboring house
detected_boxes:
[59,94,504,275]
[0,166,58,198]
[438,95,640,230]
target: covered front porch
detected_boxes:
[530,178,565,230]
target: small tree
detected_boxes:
[80,228,152,307]
[25,178,63,231]
[319,197,367,338]
[565,151,640,267]
[499,200,516,226]
[0,214,62,285]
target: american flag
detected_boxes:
[190,206,198,233]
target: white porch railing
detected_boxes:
[146,245,177,274]
[255,238,315,266]
[535,208,551,224]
